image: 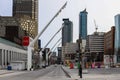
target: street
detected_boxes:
[0,65,71,80]
[1,65,120,80]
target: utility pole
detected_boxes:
[27,2,67,71]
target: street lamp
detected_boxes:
[78,39,82,78]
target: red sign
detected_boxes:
[22,36,29,46]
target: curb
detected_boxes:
[61,66,71,78]
[0,71,14,75]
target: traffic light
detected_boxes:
[42,50,46,60]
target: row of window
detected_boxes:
[0,49,27,68]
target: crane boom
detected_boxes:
[94,19,98,32]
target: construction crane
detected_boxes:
[94,20,98,33]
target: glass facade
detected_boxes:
[62,19,73,46]
[115,14,120,62]
[79,9,88,39]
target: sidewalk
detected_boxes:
[62,66,84,80]
[0,70,15,75]
[62,66,110,80]
[0,69,27,78]
[62,66,120,80]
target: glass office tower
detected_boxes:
[79,9,88,39]
[62,18,73,46]
[115,14,120,62]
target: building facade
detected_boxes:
[104,26,115,65]
[79,9,88,39]
[0,16,37,39]
[13,0,38,39]
[13,0,38,21]
[62,18,73,46]
[62,43,78,63]
[115,14,120,63]
[86,32,105,62]
[0,17,25,45]
[104,26,115,55]
[57,47,62,64]
[0,37,27,69]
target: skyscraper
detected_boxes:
[13,0,38,21]
[115,14,120,63]
[13,0,38,48]
[12,0,38,38]
[79,9,88,39]
[62,18,73,46]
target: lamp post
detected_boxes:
[78,39,82,78]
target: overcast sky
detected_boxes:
[0,0,120,49]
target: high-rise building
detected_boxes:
[104,26,115,65]
[12,0,38,41]
[79,9,88,39]
[12,0,38,49]
[115,14,120,63]
[13,0,38,21]
[104,26,115,55]
[86,32,105,62]
[62,18,73,46]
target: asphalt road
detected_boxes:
[0,65,71,80]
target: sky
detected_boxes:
[0,0,120,50]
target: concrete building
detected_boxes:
[115,14,120,63]
[104,26,115,65]
[0,37,27,69]
[79,9,88,39]
[86,32,105,62]
[62,43,78,63]
[62,18,73,46]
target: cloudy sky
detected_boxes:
[0,0,120,49]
